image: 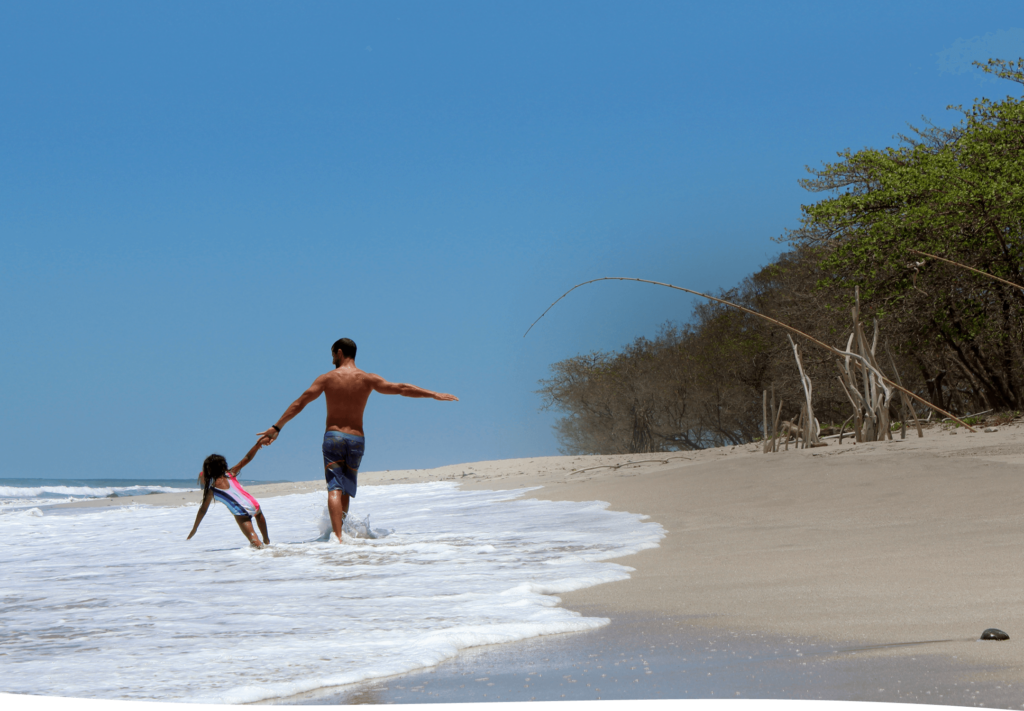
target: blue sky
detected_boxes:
[2,2,1022,480]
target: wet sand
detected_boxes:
[56,423,1024,706]
[267,614,1019,706]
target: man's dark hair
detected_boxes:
[332,338,357,359]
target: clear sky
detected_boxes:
[2,2,1022,481]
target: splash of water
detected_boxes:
[314,503,394,540]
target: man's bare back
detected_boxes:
[321,363,458,436]
[258,358,458,444]
[255,338,457,542]
[321,366,376,436]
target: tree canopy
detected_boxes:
[539,60,1024,453]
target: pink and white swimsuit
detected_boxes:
[211,475,261,517]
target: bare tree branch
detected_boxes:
[909,249,1024,291]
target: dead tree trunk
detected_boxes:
[629,402,654,453]
[834,288,895,442]
[885,342,923,438]
[787,334,820,446]
[762,390,770,454]
[772,396,783,453]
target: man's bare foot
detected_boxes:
[250,539,264,549]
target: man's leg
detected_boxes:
[327,489,349,542]
[234,515,264,548]
[254,510,270,544]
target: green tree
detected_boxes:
[789,58,1024,410]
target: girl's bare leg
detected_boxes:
[254,510,270,544]
[234,515,264,548]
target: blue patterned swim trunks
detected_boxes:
[322,431,365,497]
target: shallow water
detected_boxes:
[0,482,663,703]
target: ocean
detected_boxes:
[0,478,664,703]
[0,478,203,511]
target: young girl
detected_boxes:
[187,442,270,548]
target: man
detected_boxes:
[256,337,458,542]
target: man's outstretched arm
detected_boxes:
[257,376,328,445]
[370,375,458,401]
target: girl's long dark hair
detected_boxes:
[200,454,228,498]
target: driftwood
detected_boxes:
[567,454,693,476]
[885,342,923,438]
[837,414,855,444]
[778,416,802,447]
[772,396,784,453]
[780,417,794,450]
[762,390,770,454]
[524,276,978,432]
[834,288,895,442]
[794,403,802,448]
[786,334,820,447]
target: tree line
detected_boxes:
[537,59,1024,454]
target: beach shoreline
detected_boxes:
[265,611,1020,706]
[53,424,1024,705]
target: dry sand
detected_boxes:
[56,422,1024,704]
[391,425,1024,702]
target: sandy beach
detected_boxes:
[55,422,1024,705]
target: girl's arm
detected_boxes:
[228,441,265,476]
[187,491,214,540]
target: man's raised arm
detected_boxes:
[370,374,458,401]
[257,376,328,445]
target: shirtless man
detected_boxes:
[256,338,458,542]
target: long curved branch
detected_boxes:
[910,249,1024,291]
[525,276,977,432]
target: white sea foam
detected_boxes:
[0,484,194,498]
[0,484,197,513]
[0,482,663,703]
